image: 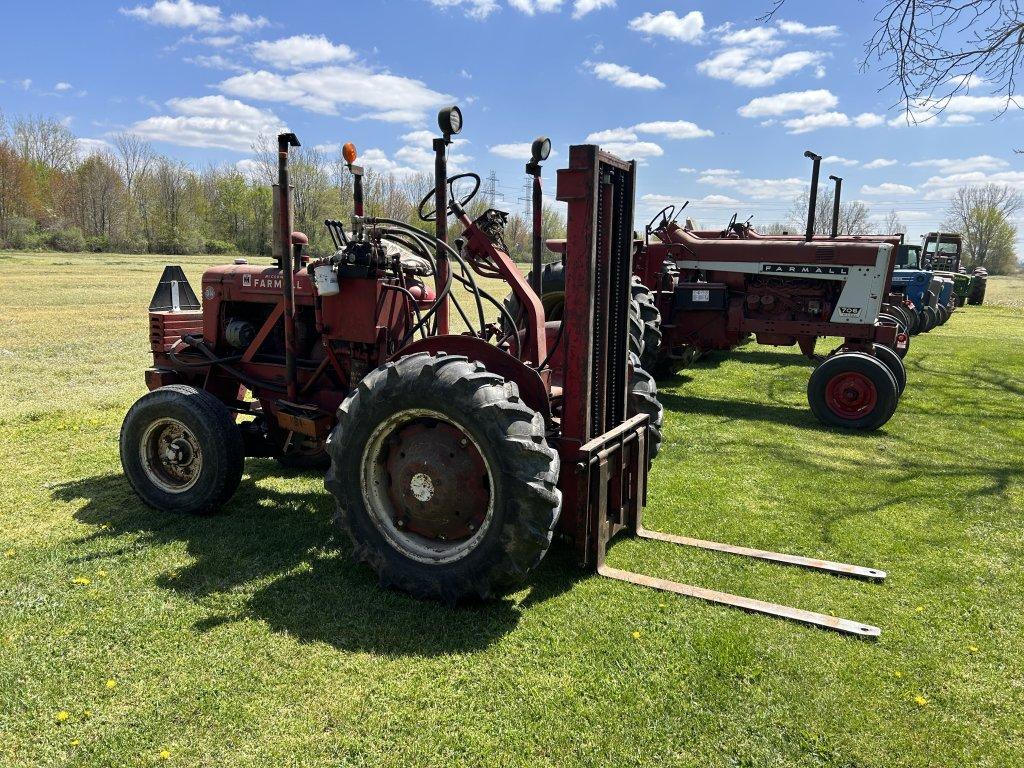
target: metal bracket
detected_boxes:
[597,511,885,639]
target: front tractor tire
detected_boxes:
[325,353,561,603]
[630,277,663,372]
[807,352,900,431]
[120,385,245,515]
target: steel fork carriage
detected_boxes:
[556,145,885,639]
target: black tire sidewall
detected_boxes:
[807,352,900,430]
[120,386,244,515]
[327,355,559,600]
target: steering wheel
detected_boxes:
[646,205,675,234]
[722,212,738,237]
[418,173,482,222]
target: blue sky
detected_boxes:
[2,0,1022,246]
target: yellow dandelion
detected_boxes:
[4,549,14,558]
[105,679,117,689]
[96,570,107,577]
[894,671,902,679]
[160,749,171,760]
[70,740,80,746]
[56,711,70,723]
[915,606,924,613]
[914,695,928,707]
[969,645,979,653]
[71,577,91,586]
[82,709,92,718]
[631,630,641,639]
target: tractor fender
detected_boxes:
[391,335,551,423]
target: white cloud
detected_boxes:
[589,62,664,90]
[642,192,739,207]
[129,95,285,151]
[586,128,637,142]
[852,112,886,128]
[777,20,840,37]
[77,138,115,158]
[783,111,850,133]
[942,94,1016,112]
[823,156,858,166]
[949,74,986,90]
[945,114,976,125]
[428,0,500,19]
[203,34,238,47]
[698,48,826,87]
[121,0,267,32]
[629,10,704,43]
[863,158,897,170]
[632,120,713,139]
[679,166,696,173]
[737,88,838,117]
[585,120,712,150]
[721,26,779,47]
[20,79,31,91]
[860,183,916,196]
[908,155,1008,174]
[489,142,558,159]
[252,35,356,69]
[234,158,264,181]
[573,0,614,19]
[185,54,244,71]
[919,170,1024,200]
[698,169,806,200]
[218,65,453,123]
[394,131,473,174]
[507,0,563,14]
[54,82,73,92]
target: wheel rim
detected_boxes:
[361,408,495,565]
[139,418,203,493]
[824,371,878,420]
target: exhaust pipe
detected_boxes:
[828,174,842,239]
[804,150,822,241]
[277,132,301,401]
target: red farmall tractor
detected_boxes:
[120,110,885,637]
[631,151,909,431]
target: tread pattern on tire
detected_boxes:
[807,352,900,431]
[628,353,664,462]
[631,277,662,372]
[324,352,561,603]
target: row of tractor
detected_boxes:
[119,106,978,637]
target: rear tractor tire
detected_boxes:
[325,353,561,603]
[807,352,900,431]
[628,353,664,463]
[630,277,663,372]
[120,384,245,515]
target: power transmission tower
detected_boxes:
[517,179,532,217]
[484,170,504,207]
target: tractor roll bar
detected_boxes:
[804,150,822,242]
[829,174,843,239]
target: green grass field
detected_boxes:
[1,252,1022,767]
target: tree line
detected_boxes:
[0,111,1018,272]
[0,112,565,262]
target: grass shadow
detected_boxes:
[52,463,581,657]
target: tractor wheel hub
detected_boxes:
[825,371,878,419]
[383,418,490,541]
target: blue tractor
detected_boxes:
[890,243,941,333]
